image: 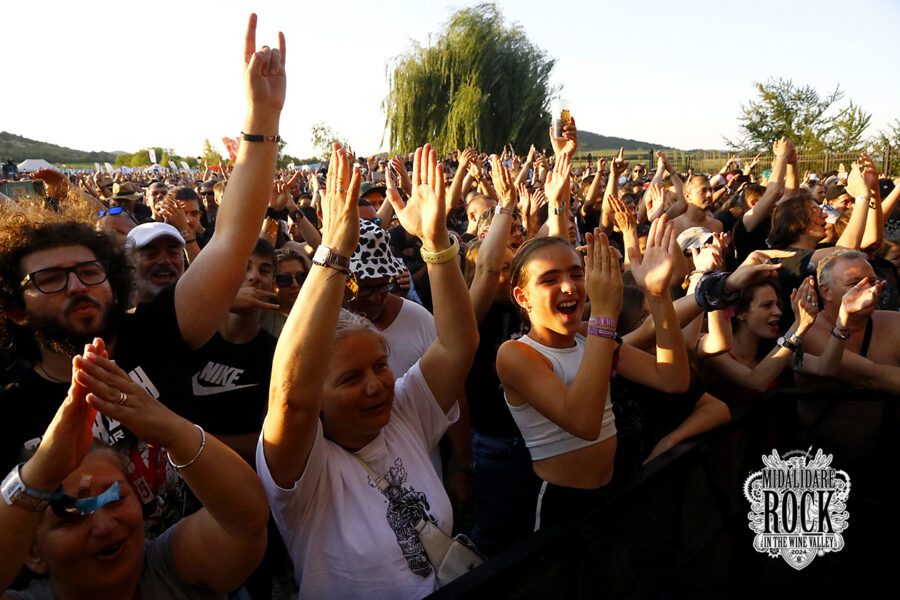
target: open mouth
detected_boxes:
[362,401,388,413]
[94,540,125,560]
[557,300,579,315]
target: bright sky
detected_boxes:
[4,0,899,160]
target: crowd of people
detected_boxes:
[0,13,898,600]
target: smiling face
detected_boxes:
[320,331,395,449]
[737,284,782,339]
[513,243,585,345]
[28,452,144,597]
[133,236,184,299]
[18,245,116,355]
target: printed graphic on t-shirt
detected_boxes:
[368,457,435,577]
[191,361,258,396]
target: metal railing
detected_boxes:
[431,389,898,598]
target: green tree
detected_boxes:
[728,78,871,152]
[384,3,556,155]
[310,123,346,162]
[201,139,223,167]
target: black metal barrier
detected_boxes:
[431,390,899,599]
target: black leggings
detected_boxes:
[534,480,613,531]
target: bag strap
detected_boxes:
[350,452,390,493]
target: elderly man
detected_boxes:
[801,250,900,394]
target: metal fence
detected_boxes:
[575,147,895,178]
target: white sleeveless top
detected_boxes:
[505,334,616,461]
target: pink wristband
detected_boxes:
[589,316,618,330]
[587,325,619,341]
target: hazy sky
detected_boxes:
[3,0,898,159]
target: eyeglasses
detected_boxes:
[20,260,109,294]
[51,481,121,519]
[274,272,307,288]
[98,206,126,218]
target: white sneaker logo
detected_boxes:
[191,361,257,396]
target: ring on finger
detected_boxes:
[116,390,127,405]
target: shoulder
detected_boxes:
[398,298,434,322]
[498,338,553,374]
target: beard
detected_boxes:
[30,297,119,358]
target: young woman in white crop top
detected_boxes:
[497,216,690,530]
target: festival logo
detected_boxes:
[743,448,850,570]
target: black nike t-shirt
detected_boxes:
[177,329,277,435]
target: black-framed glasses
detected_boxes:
[98,206,126,218]
[274,272,307,288]
[20,260,109,294]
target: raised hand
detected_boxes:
[608,194,636,233]
[840,277,883,316]
[656,151,672,175]
[490,156,517,210]
[584,228,623,317]
[158,198,188,232]
[690,236,725,273]
[790,276,819,332]
[611,147,629,177]
[628,215,676,297]
[320,143,361,257]
[269,179,289,210]
[724,250,783,292]
[549,117,578,157]
[544,152,572,209]
[243,13,286,112]
[646,182,668,221]
[231,286,280,312]
[387,143,449,250]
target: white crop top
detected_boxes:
[505,334,616,461]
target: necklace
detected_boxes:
[36,363,69,384]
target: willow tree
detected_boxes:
[384,3,556,155]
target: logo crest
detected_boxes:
[743,448,850,570]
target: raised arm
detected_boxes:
[513,145,537,188]
[742,138,788,233]
[618,216,690,394]
[448,149,477,211]
[545,153,572,242]
[388,144,479,412]
[74,347,269,593]
[261,146,361,488]
[174,14,286,349]
[601,148,627,231]
[469,157,515,322]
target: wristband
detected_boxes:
[420,237,460,264]
[784,331,802,347]
[588,316,618,330]
[867,198,878,210]
[495,205,516,216]
[2,464,61,511]
[776,336,801,354]
[831,326,850,340]
[552,206,567,216]
[587,325,620,342]
[240,131,281,143]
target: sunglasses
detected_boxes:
[98,206,126,218]
[51,481,121,519]
[199,191,215,197]
[274,272,307,288]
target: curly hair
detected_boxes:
[0,196,133,359]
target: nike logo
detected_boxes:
[191,361,257,396]
[191,374,257,396]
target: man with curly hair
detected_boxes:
[0,15,286,530]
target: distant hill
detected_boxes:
[0,132,120,165]
[577,130,670,152]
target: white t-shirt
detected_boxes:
[382,299,436,378]
[256,362,458,600]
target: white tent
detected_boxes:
[18,158,59,173]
